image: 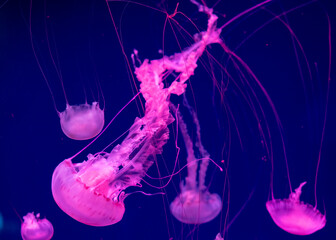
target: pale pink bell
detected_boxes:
[170,188,222,224]
[59,102,104,140]
[52,158,126,226]
[266,182,326,235]
[21,213,53,240]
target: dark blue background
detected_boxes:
[0,0,335,239]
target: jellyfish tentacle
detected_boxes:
[171,103,197,190]
[289,181,307,202]
[183,95,210,191]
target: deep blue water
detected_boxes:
[0,0,335,239]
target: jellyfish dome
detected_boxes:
[59,102,104,140]
[266,182,326,235]
[21,213,53,240]
[52,157,126,226]
[170,187,222,224]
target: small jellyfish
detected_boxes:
[169,99,222,224]
[21,213,53,240]
[33,62,105,141]
[29,8,105,141]
[52,1,222,226]
[266,182,326,235]
[59,102,104,140]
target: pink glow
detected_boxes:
[266,182,326,235]
[59,102,104,140]
[21,213,53,240]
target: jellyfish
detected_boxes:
[266,182,326,235]
[264,25,329,234]
[51,3,223,226]
[59,101,104,140]
[21,213,53,240]
[169,99,222,224]
[29,0,105,141]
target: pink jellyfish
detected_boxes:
[264,25,329,233]
[265,28,329,233]
[52,1,223,227]
[21,213,53,240]
[169,99,222,224]
[266,182,326,235]
[59,102,104,140]
[28,2,105,141]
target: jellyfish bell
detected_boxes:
[170,186,222,224]
[59,102,105,140]
[266,182,326,235]
[51,157,125,226]
[21,212,53,240]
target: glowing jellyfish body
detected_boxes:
[52,3,223,226]
[170,188,222,225]
[170,100,222,224]
[21,213,53,240]
[266,182,326,235]
[59,102,104,140]
[52,157,126,226]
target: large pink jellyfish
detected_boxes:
[51,2,223,226]
[170,100,222,224]
[59,102,104,140]
[266,182,326,235]
[21,213,53,240]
